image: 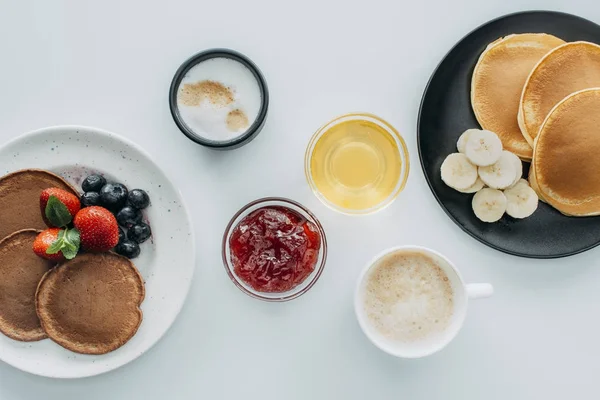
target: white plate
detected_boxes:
[0,126,195,378]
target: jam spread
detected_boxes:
[229,206,321,293]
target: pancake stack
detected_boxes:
[471,35,600,217]
[0,169,145,355]
[0,170,77,343]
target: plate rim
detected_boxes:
[417,10,600,259]
[0,125,196,378]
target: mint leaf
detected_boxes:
[45,195,72,227]
[61,245,78,260]
[64,229,80,250]
[45,228,80,260]
[46,230,66,254]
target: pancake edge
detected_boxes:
[472,34,563,161]
[471,36,510,130]
[0,168,79,195]
[519,41,600,148]
[0,229,50,342]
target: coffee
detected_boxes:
[176,57,262,142]
[361,250,454,344]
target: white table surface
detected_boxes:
[1,0,599,398]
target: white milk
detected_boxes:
[177,57,262,142]
[362,250,454,344]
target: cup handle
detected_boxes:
[466,283,494,300]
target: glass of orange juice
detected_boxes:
[304,113,409,215]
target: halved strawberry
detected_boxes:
[73,206,119,252]
[33,228,80,262]
[40,188,81,227]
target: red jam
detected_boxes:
[229,206,322,293]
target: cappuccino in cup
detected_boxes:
[362,250,454,344]
[355,246,493,358]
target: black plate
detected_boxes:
[418,11,600,258]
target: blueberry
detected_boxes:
[127,189,150,209]
[81,192,102,207]
[82,174,106,192]
[116,206,142,227]
[115,240,140,259]
[118,226,126,243]
[100,183,128,210]
[128,223,152,243]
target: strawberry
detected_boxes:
[33,228,80,262]
[73,206,119,252]
[33,229,65,262]
[40,188,81,227]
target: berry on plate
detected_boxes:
[115,240,141,259]
[100,183,128,210]
[127,189,150,209]
[73,206,119,252]
[81,191,102,207]
[81,174,107,193]
[128,223,152,243]
[40,188,81,227]
[33,228,80,262]
[116,206,142,228]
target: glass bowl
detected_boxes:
[304,112,410,215]
[222,197,328,302]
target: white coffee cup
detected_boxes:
[354,245,493,358]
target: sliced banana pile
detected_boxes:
[441,129,539,223]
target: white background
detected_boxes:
[0,0,599,398]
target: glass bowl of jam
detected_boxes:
[222,197,327,302]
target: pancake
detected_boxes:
[0,169,78,240]
[0,230,54,341]
[471,34,565,161]
[533,88,600,216]
[519,41,600,146]
[36,252,144,355]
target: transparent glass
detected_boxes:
[222,197,328,302]
[304,112,410,215]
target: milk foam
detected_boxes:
[177,57,262,142]
[362,251,454,344]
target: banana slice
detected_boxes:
[441,153,478,190]
[472,188,507,223]
[515,178,529,187]
[464,129,503,166]
[457,177,485,193]
[478,151,517,189]
[457,129,479,153]
[504,180,538,219]
[505,151,523,187]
